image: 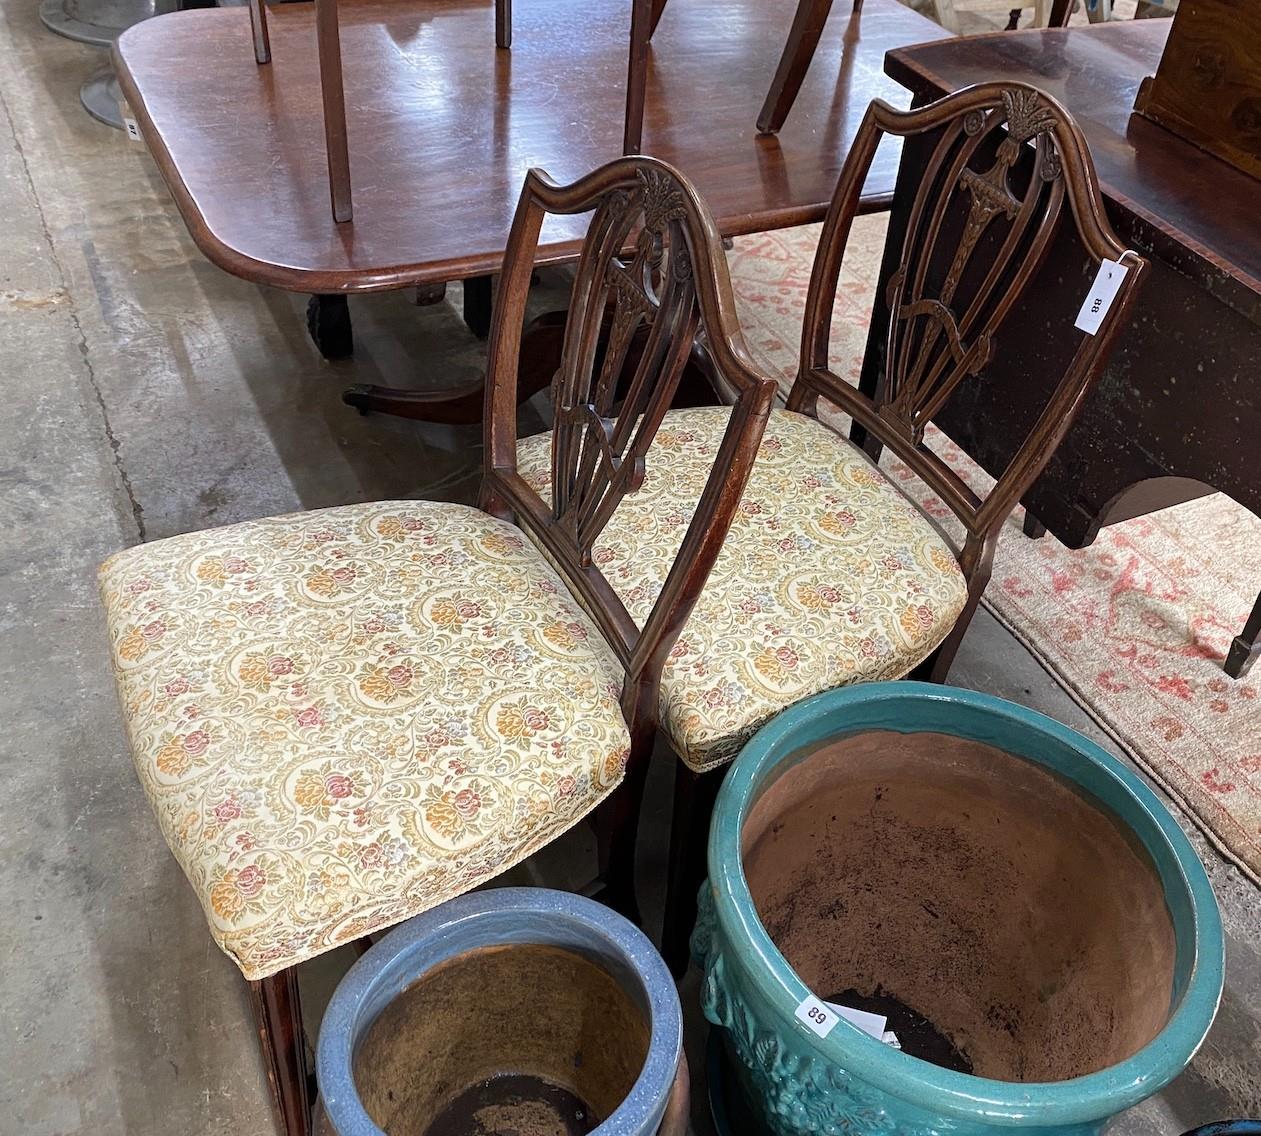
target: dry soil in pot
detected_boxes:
[741,730,1177,1082]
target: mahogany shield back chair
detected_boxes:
[517,84,1146,973]
[98,155,775,1136]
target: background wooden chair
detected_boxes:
[754,0,1080,136]
[495,0,667,152]
[506,84,1146,973]
[98,154,775,1136]
[243,0,667,221]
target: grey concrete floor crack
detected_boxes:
[0,83,146,543]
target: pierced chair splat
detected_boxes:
[97,155,775,1136]
[787,83,1145,688]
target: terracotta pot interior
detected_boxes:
[741,730,1177,1083]
[353,943,650,1136]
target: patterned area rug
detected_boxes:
[726,217,1261,883]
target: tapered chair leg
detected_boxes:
[249,967,312,1136]
[592,745,655,926]
[756,0,836,135]
[661,762,724,977]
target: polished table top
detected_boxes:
[884,20,1261,317]
[114,0,950,294]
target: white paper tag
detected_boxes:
[824,1001,888,1039]
[882,1030,902,1049]
[1074,258,1128,335]
[123,116,142,143]
[795,995,839,1038]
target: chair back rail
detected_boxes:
[787,82,1146,581]
[482,157,777,728]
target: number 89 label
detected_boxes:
[794,995,838,1039]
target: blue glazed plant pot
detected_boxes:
[693,682,1224,1136]
[318,888,688,1136]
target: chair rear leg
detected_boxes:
[661,762,724,977]
[249,967,312,1136]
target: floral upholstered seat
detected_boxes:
[98,501,630,979]
[516,406,970,772]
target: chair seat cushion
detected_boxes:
[99,502,629,980]
[517,407,968,772]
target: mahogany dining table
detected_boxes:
[113,0,949,417]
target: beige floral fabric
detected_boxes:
[99,502,630,980]
[517,407,969,771]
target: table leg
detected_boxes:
[1225,591,1261,680]
[342,304,564,424]
[343,376,491,422]
[306,295,353,359]
[1022,513,1047,539]
[462,274,494,339]
[342,307,722,423]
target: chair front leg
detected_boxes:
[249,967,312,1136]
[661,761,724,977]
[592,738,654,926]
[495,0,511,48]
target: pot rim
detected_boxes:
[317,887,682,1136]
[708,681,1225,1127]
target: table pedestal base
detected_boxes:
[81,67,124,129]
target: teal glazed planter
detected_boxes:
[318,888,687,1136]
[692,682,1224,1136]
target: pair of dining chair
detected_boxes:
[99,82,1143,1136]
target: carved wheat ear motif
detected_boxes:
[1002,88,1057,143]
[638,166,689,234]
[884,89,1066,443]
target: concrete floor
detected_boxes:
[0,2,1256,1133]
